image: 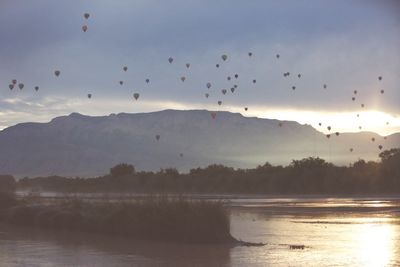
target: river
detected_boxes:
[1,197,400,266]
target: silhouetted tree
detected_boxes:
[110,163,135,177]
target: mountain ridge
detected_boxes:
[0,109,398,177]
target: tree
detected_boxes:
[379,149,400,191]
[110,164,135,177]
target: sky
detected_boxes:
[1,0,399,135]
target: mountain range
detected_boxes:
[0,109,398,177]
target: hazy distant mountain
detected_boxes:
[0,110,398,177]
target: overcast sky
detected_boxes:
[1,0,399,135]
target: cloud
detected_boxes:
[0,0,399,132]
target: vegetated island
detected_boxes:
[0,191,263,246]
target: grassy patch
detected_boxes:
[1,196,235,244]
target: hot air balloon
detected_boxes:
[244,107,248,111]
[292,86,296,90]
[119,81,124,85]
[54,70,61,77]
[206,82,211,89]
[359,126,362,130]
[123,66,128,72]
[378,145,383,150]
[323,84,327,89]
[82,25,88,32]
[221,54,228,61]
[361,104,365,108]
[283,73,287,77]
[371,137,375,142]
[133,93,140,100]
[180,76,186,82]
[354,90,357,94]
[205,93,209,98]
[318,123,322,126]
[380,89,384,94]
[227,76,231,81]
[12,79,17,85]
[276,54,280,59]
[252,79,256,84]
[298,74,301,78]
[87,93,92,99]
[357,114,360,117]
[222,89,227,95]
[234,74,239,79]
[326,134,331,139]
[335,132,340,136]
[216,64,220,68]
[327,126,331,131]
[84,13,90,19]
[186,63,190,68]
[350,148,354,152]
[233,84,238,88]
[378,76,382,81]
[179,153,184,157]
[248,52,252,57]
[18,83,24,90]
[210,112,217,119]
[231,88,235,93]
[8,84,14,90]
[168,57,173,64]
[218,101,222,106]
[145,79,150,83]
[155,135,160,141]
[278,122,283,127]
[34,86,39,91]
[352,97,355,101]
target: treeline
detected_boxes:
[14,148,400,195]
